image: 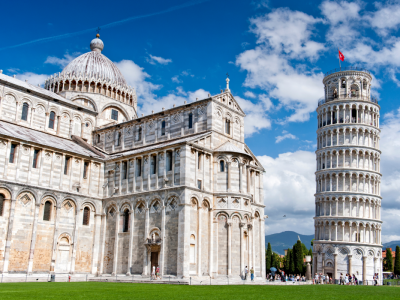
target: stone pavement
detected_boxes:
[0,273,313,285]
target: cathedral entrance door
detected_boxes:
[151,252,159,273]
[55,236,71,273]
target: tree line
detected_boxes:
[265,240,312,275]
[383,245,400,275]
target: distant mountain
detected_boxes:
[383,241,400,251]
[265,231,314,255]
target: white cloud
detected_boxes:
[365,3,400,36]
[275,130,297,143]
[147,54,172,65]
[171,75,181,83]
[234,95,272,136]
[320,0,361,44]
[250,8,324,59]
[115,59,160,102]
[244,91,256,98]
[236,49,324,122]
[116,59,209,116]
[15,72,48,87]
[258,151,316,235]
[45,53,79,68]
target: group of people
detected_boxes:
[243,266,255,281]
[151,265,161,280]
[275,274,307,282]
[339,273,360,285]
[314,273,332,284]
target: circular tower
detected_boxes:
[314,67,382,283]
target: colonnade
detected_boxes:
[315,197,380,219]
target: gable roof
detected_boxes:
[215,140,251,157]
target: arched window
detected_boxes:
[220,160,225,172]
[225,119,230,135]
[43,201,51,221]
[83,207,90,225]
[123,209,129,232]
[161,120,166,136]
[188,113,193,129]
[21,103,29,121]
[0,194,4,216]
[48,111,56,129]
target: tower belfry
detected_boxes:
[314,67,382,283]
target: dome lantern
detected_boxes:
[90,33,104,53]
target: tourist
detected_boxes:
[345,273,349,285]
[151,265,156,280]
[314,273,319,284]
[250,267,254,281]
[244,266,248,280]
[156,265,161,280]
[325,274,329,284]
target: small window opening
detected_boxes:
[161,120,166,136]
[188,113,193,129]
[123,209,129,232]
[220,160,225,172]
[225,119,230,135]
[138,127,142,141]
[137,159,142,177]
[197,180,202,189]
[111,109,119,121]
[21,103,29,121]
[0,194,4,216]
[64,156,71,175]
[83,207,90,226]
[122,161,127,179]
[151,156,157,175]
[33,149,40,168]
[9,144,17,163]
[49,111,56,129]
[43,201,51,221]
[167,152,172,171]
[83,161,89,178]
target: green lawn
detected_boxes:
[0,282,398,299]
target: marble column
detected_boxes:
[227,220,232,276]
[348,254,352,276]
[127,211,135,275]
[197,206,202,276]
[70,207,81,274]
[112,212,120,275]
[363,256,367,283]
[160,205,166,275]
[27,202,41,273]
[91,213,102,275]
[333,253,338,281]
[142,208,149,276]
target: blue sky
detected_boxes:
[1,0,400,242]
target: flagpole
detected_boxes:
[338,48,341,71]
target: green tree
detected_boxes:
[384,248,394,271]
[271,252,277,269]
[394,246,400,275]
[283,249,291,273]
[289,248,295,274]
[266,242,272,273]
[294,240,304,275]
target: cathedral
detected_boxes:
[0,34,266,278]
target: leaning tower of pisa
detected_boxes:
[313,67,383,283]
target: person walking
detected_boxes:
[244,266,248,280]
[151,265,156,280]
[250,267,254,281]
[156,265,161,280]
[314,273,319,284]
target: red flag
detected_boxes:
[338,49,345,61]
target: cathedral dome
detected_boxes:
[61,34,127,87]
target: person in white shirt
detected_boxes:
[244,266,248,280]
